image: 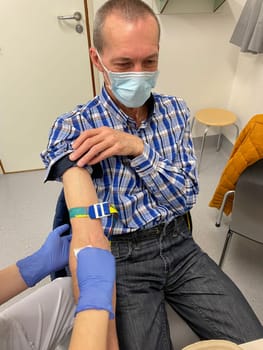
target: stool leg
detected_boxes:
[216,127,222,151]
[190,117,195,132]
[198,126,209,172]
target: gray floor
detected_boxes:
[0,140,262,347]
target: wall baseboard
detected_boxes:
[0,160,45,175]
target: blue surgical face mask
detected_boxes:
[97,52,159,108]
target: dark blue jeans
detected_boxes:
[110,216,263,350]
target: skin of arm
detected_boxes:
[0,265,28,305]
[62,166,109,299]
[62,166,119,350]
[69,309,109,350]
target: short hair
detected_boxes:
[93,0,160,53]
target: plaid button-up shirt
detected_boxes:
[41,87,199,235]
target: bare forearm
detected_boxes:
[63,166,109,247]
[63,167,119,350]
[69,310,109,350]
[0,265,28,305]
[62,167,109,300]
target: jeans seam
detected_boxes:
[160,300,172,350]
[190,301,226,339]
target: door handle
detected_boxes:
[57,11,82,21]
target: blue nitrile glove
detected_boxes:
[16,224,71,287]
[75,247,115,319]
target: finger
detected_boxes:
[60,233,72,244]
[53,224,70,237]
[72,130,90,149]
[72,129,100,149]
[71,131,108,162]
[69,147,87,162]
[85,147,116,165]
[70,140,97,162]
[66,234,72,243]
[76,145,107,166]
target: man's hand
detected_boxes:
[69,126,144,167]
[16,224,71,287]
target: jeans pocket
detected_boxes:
[174,216,192,240]
[111,240,132,262]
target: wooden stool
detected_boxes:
[191,108,239,171]
[182,339,241,349]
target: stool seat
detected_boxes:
[191,108,239,171]
[195,108,237,127]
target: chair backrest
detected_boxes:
[230,158,263,243]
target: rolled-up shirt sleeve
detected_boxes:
[40,109,102,182]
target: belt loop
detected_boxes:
[133,230,138,245]
[162,220,169,235]
[164,217,177,236]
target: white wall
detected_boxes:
[227,1,263,140]
[228,53,263,121]
[156,8,238,113]
[91,0,263,143]
[155,0,263,141]
[155,0,263,142]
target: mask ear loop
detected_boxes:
[96,50,113,89]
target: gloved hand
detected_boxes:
[75,247,115,319]
[16,224,71,287]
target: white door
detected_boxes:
[0,0,97,172]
